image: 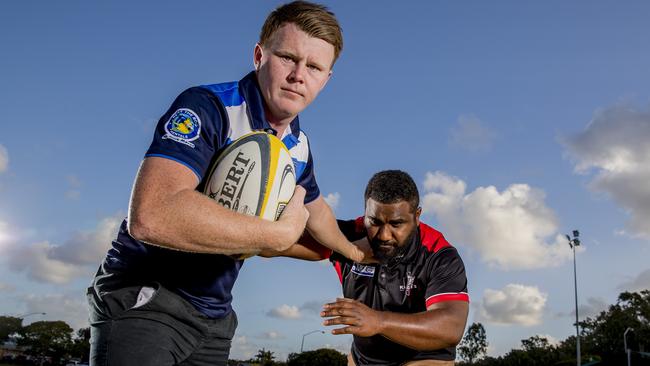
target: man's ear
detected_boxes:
[415,207,422,226]
[253,43,263,70]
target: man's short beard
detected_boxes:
[371,228,417,264]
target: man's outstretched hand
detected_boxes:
[321,298,382,337]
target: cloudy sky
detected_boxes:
[1,0,650,361]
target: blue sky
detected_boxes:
[2,0,650,361]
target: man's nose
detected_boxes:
[376,225,392,242]
[288,63,306,83]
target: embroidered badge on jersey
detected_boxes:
[163,108,201,148]
[351,264,376,277]
[399,271,417,296]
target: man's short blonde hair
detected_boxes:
[260,1,343,67]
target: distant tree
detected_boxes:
[69,327,91,362]
[0,315,23,342]
[287,348,347,366]
[458,322,488,364]
[255,347,276,365]
[520,335,558,365]
[580,290,650,364]
[18,320,74,364]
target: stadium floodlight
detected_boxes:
[566,230,581,366]
[300,329,324,353]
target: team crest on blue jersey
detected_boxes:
[163,108,201,148]
[351,264,376,277]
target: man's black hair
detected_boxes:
[364,170,419,212]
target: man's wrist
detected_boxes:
[374,309,387,335]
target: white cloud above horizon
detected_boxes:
[267,304,302,319]
[4,213,123,284]
[324,192,341,210]
[618,268,650,293]
[21,292,89,330]
[0,144,8,173]
[230,335,258,360]
[477,284,547,326]
[449,114,498,152]
[577,297,609,319]
[65,174,82,200]
[256,331,284,340]
[421,171,573,270]
[563,103,650,239]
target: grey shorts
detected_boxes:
[87,283,237,366]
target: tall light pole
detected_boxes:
[300,329,324,353]
[624,327,633,366]
[566,230,581,366]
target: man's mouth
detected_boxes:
[374,242,396,253]
[281,88,303,97]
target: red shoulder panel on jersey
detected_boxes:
[354,216,365,234]
[425,292,470,307]
[419,222,451,253]
[334,261,343,284]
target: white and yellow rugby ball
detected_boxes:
[204,131,296,257]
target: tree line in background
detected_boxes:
[2,289,648,366]
[0,318,89,365]
[457,290,650,366]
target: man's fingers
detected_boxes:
[291,185,306,202]
[331,326,358,335]
[320,308,348,318]
[323,316,358,326]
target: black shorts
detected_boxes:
[87,282,237,366]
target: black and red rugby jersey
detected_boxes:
[330,217,469,365]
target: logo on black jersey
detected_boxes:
[351,264,376,277]
[399,272,417,296]
[163,108,201,148]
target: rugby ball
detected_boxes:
[203,131,296,257]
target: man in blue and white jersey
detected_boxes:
[87,2,364,365]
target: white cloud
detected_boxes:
[49,213,122,265]
[421,171,573,270]
[257,331,284,340]
[8,241,85,284]
[65,175,82,200]
[449,114,497,152]
[0,220,10,246]
[324,192,341,210]
[323,341,353,355]
[576,297,608,319]
[0,144,8,173]
[267,304,302,319]
[230,335,258,360]
[21,293,89,330]
[563,103,650,239]
[300,300,326,314]
[619,268,650,293]
[477,284,547,326]
[65,190,81,200]
[0,282,15,291]
[5,213,123,284]
[535,334,560,347]
[66,175,82,188]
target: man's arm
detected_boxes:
[321,298,469,351]
[128,156,309,254]
[259,210,375,262]
[258,234,331,261]
[303,196,364,262]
